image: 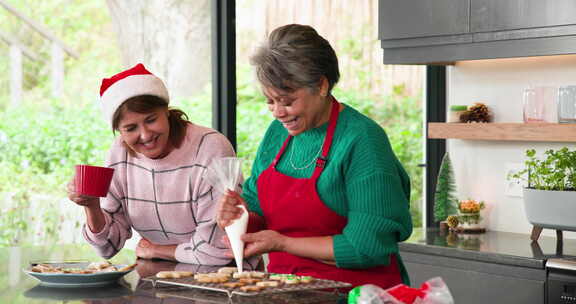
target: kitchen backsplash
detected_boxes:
[448,54,576,238]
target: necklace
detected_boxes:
[289,139,323,170]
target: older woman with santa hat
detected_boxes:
[67,63,257,268]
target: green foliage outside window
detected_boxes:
[0,0,423,246]
[0,68,423,246]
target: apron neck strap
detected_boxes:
[311,97,339,178]
[272,97,341,174]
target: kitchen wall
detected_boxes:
[448,54,576,238]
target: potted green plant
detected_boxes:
[509,148,576,231]
[457,199,485,230]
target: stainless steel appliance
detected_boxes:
[547,258,576,304]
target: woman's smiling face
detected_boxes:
[118,107,172,159]
[263,79,331,136]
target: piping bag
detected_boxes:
[225,205,249,273]
[203,157,247,272]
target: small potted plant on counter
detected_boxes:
[456,199,486,233]
[509,147,576,240]
[444,201,486,233]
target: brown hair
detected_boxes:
[112,95,189,149]
[250,24,340,93]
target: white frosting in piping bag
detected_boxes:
[225,205,249,273]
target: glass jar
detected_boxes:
[523,86,557,123]
[448,105,467,123]
[558,85,576,123]
[523,87,543,123]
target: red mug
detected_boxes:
[74,165,115,197]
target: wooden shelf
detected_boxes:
[428,123,576,142]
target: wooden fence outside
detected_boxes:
[1,0,423,107]
[237,0,424,98]
[0,0,77,107]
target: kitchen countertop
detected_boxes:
[400,228,576,269]
[1,244,346,304]
[8,231,567,303]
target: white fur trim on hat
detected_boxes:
[100,74,169,127]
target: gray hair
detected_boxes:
[250,24,340,93]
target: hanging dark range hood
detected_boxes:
[378,0,576,64]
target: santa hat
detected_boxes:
[99,63,169,126]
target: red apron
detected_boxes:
[257,98,402,289]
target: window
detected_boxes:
[235,0,425,228]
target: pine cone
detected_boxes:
[446,215,459,228]
[459,103,491,123]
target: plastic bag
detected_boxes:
[348,277,454,304]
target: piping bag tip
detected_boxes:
[225,205,249,273]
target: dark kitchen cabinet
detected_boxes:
[398,229,576,304]
[379,0,576,64]
[378,0,469,40]
[471,0,576,32]
[402,251,546,304]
